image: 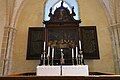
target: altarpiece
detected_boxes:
[26,1,99,65]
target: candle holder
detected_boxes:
[60,49,64,65]
[47,46,50,66]
[72,48,74,65]
[78,54,80,65]
[51,57,54,66]
[43,50,46,65]
[40,53,43,65]
[79,50,85,65]
[76,57,78,65]
[72,57,74,65]
[76,47,78,65]
[51,48,54,66]
[47,56,50,65]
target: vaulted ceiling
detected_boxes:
[5,0,120,28]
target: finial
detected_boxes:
[50,7,52,13]
[71,6,76,16]
[48,7,52,17]
[61,0,64,7]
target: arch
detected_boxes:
[44,0,79,21]
[98,0,113,25]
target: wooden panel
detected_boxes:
[79,26,100,59]
[46,27,79,65]
[26,27,45,60]
[26,26,99,60]
[47,27,79,48]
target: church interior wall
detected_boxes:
[0,0,116,75]
[0,0,7,75]
[78,0,115,73]
[10,0,45,74]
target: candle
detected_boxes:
[47,46,50,57]
[43,41,46,51]
[76,47,78,58]
[61,49,63,52]
[79,40,81,50]
[52,48,54,58]
[61,49,63,58]
[72,48,74,58]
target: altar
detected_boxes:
[27,1,100,77]
[36,66,61,76]
[36,65,89,76]
[36,1,90,77]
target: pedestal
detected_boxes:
[62,65,89,76]
[36,66,61,76]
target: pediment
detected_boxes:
[44,1,81,24]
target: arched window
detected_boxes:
[44,0,79,21]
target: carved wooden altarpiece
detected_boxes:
[26,2,100,65]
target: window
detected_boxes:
[44,0,79,21]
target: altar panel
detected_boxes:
[26,27,45,60]
[36,66,60,76]
[62,65,89,76]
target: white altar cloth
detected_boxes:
[62,65,89,76]
[36,65,89,76]
[36,66,61,76]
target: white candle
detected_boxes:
[61,49,63,58]
[52,48,54,58]
[79,40,81,50]
[43,41,46,51]
[61,49,63,52]
[72,48,74,58]
[76,47,78,58]
[47,46,50,57]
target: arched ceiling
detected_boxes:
[99,0,120,25]
[6,0,120,28]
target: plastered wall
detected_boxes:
[0,0,115,74]
[0,0,6,75]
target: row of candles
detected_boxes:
[43,40,82,58]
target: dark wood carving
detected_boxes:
[26,1,99,61]
[47,1,81,23]
[46,27,79,65]
[80,26,100,59]
[47,27,79,48]
[26,27,45,60]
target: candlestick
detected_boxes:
[43,51,46,65]
[60,49,64,64]
[76,47,78,58]
[47,46,50,57]
[72,48,74,58]
[44,52,45,58]
[52,48,54,58]
[79,40,81,50]
[43,41,46,51]
[61,49,63,58]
